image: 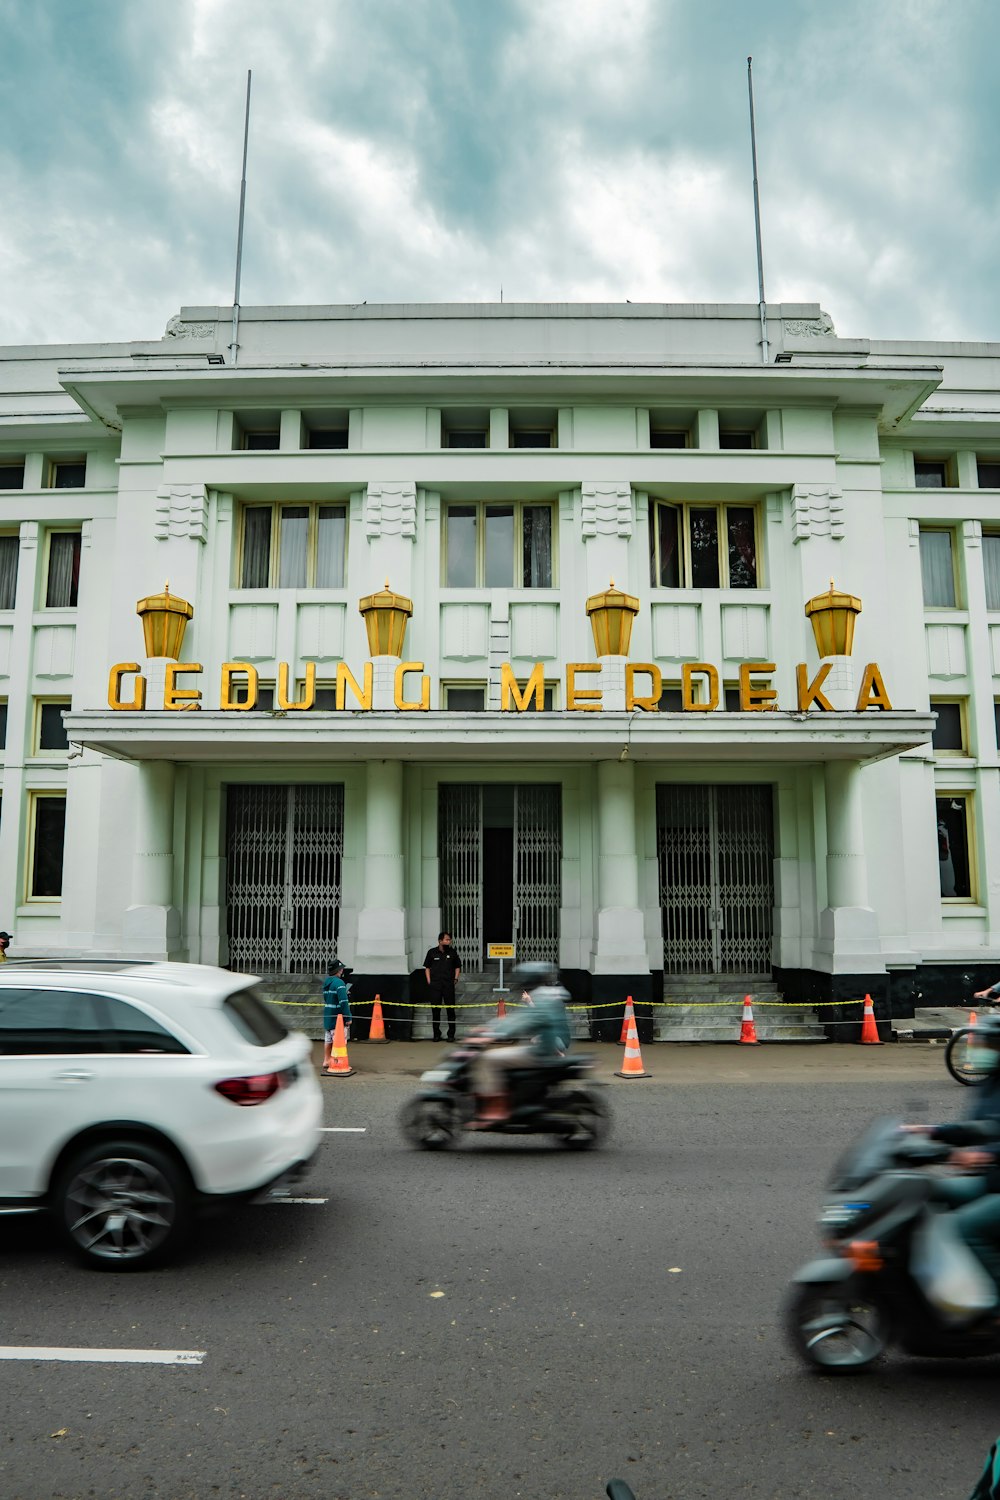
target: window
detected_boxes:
[0,988,103,1054]
[0,462,24,490]
[995,699,1000,751]
[243,431,279,450]
[224,985,289,1045]
[509,411,556,449]
[239,503,347,589]
[306,428,348,449]
[649,501,759,589]
[446,430,488,448]
[719,431,756,450]
[28,793,66,899]
[445,685,487,711]
[0,700,7,748]
[931,699,967,755]
[915,457,951,488]
[919,528,957,608]
[650,430,689,449]
[230,684,275,711]
[235,415,280,450]
[35,700,70,754]
[45,531,81,607]
[48,458,86,489]
[444,502,553,588]
[937,793,975,900]
[0,534,18,609]
[978,459,1000,489]
[101,995,189,1054]
[984,535,1000,610]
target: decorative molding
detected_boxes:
[580,482,632,539]
[364,481,416,540]
[154,484,209,543]
[790,485,844,544]
[164,316,217,340]
[963,519,983,549]
[783,313,835,338]
[765,493,784,522]
[81,519,93,550]
[19,521,38,553]
[908,518,921,547]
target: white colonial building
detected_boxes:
[3,298,1000,1034]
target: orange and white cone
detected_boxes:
[497,994,507,1018]
[739,995,759,1045]
[618,994,635,1045]
[615,1008,650,1079]
[962,1012,979,1074]
[367,994,388,1043]
[326,1012,355,1077]
[859,993,882,1045]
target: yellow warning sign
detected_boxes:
[488,943,515,959]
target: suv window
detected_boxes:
[99,995,190,1054]
[223,985,288,1046]
[0,987,103,1053]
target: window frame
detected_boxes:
[0,531,19,611]
[929,697,968,757]
[42,528,82,609]
[26,790,67,903]
[33,698,71,758]
[936,790,978,905]
[442,682,488,711]
[236,501,349,590]
[918,525,960,610]
[46,457,87,490]
[649,499,763,590]
[977,458,1000,490]
[914,455,954,488]
[0,462,25,491]
[441,500,557,589]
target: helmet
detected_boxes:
[512,961,561,993]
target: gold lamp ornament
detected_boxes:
[358,580,413,657]
[136,583,194,660]
[586,579,640,657]
[804,580,862,658]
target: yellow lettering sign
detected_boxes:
[739,662,777,711]
[682,663,719,712]
[336,662,373,710]
[395,662,430,711]
[501,662,545,712]
[108,662,146,711]
[796,662,833,712]
[567,663,602,711]
[278,662,316,711]
[856,662,892,711]
[626,663,662,712]
[164,663,203,712]
[220,662,258,711]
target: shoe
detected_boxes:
[432,1031,442,1042]
[446,1031,456,1042]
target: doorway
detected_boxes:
[439,783,561,972]
[656,783,774,975]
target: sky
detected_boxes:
[1,0,998,348]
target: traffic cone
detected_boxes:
[619,994,634,1045]
[738,995,759,1044]
[367,994,388,1043]
[859,993,882,1045]
[326,1013,355,1077]
[497,993,506,1018]
[962,1012,979,1074]
[969,1009,979,1030]
[615,1008,650,1079]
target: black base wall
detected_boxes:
[588,973,656,1043]
[346,973,412,1041]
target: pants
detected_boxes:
[477,1042,533,1097]
[429,985,456,1039]
[955,1192,1000,1291]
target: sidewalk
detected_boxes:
[892,1006,980,1041]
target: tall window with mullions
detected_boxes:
[650,501,758,589]
[0,535,18,610]
[444,502,552,588]
[240,503,347,588]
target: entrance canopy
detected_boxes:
[66,708,934,765]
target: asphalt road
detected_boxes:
[1,1046,998,1500]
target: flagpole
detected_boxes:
[747,56,768,365]
[229,70,252,367]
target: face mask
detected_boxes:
[967,1047,1000,1073]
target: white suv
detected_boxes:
[0,961,322,1269]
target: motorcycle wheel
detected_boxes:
[555,1088,611,1151]
[785,1283,889,1373]
[945,1026,990,1086]
[399,1097,460,1151]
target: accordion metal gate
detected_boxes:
[656,784,774,975]
[226,784,344,974]
[439,783,561,972]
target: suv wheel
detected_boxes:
[54,1140,192,1270]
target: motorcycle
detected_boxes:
[399,1032,611,1151]
[785,1117,1000,1373]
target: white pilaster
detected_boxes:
[122,760,182,956]
[813,760,883,973]
[590,759,646,972]
[355,759,409,972]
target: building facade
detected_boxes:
[2,298,999,1029]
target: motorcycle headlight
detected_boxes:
[820,1201,871,1229]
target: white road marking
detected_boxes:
[320,1127,367,1133]
[0,1347,205,1365]
[271,1196,328,1205]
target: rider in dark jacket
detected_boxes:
[473,964,571,1122]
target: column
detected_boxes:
[121,760,182,956]
[814,760,883,971]
[355,759,409,973]
[590,760,645,972]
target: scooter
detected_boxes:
[785,1117,1000,1373]
[399,1032,611,1151]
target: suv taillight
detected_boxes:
[214,1072,281,1106]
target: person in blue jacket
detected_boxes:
[322,958,352,1074]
